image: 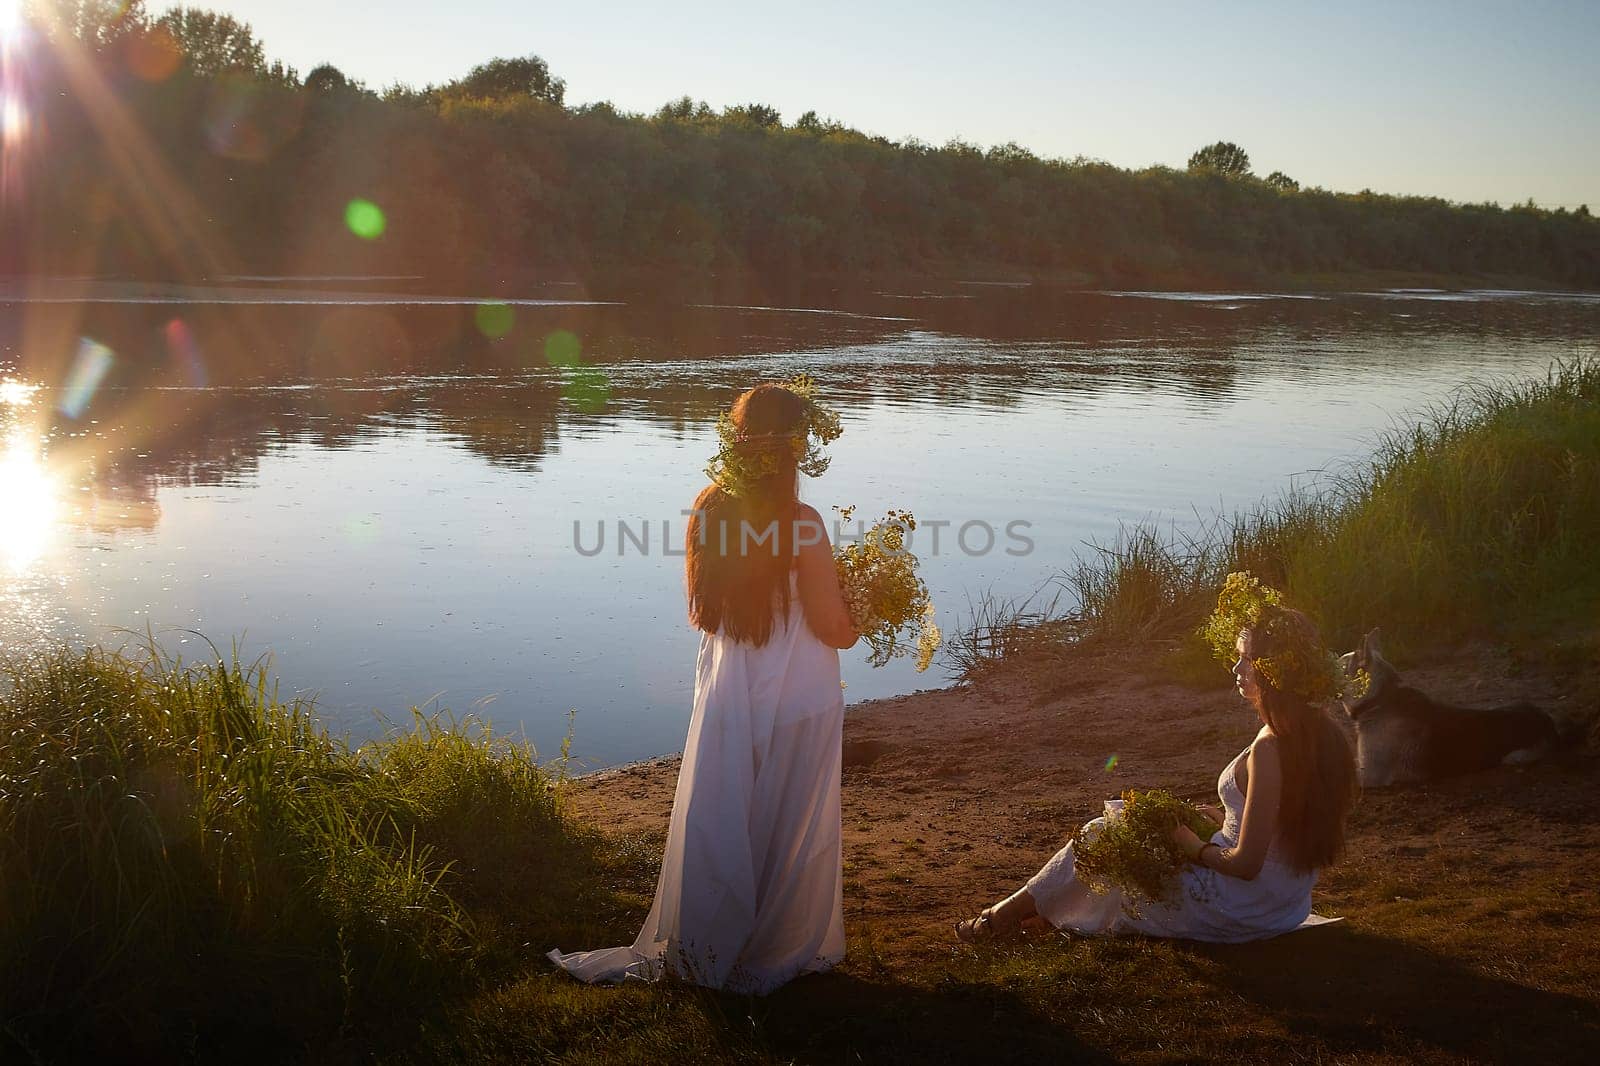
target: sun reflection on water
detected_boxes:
[0,378,37,406]
[0,380,59,573]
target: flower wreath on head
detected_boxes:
[704,374,843,498]
[1200,571,1354,704]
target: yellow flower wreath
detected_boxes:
[1199,572,1352,703]
[704,374,843,498]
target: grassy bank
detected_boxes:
[951,357,1600,684]
[0,644,611,1062]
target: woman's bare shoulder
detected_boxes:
[1249,730,1282,764]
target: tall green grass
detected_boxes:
[0,642,586,1060]
[953,357,1600,679]
[1292,359,1600,644]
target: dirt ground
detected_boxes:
[565,645,1600,979]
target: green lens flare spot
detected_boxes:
[474,302,515,339]
[563,365,610,412]
[544,329,581,367]
[340,514,381,544]
[344,198,386,240]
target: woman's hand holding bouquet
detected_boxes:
[1071,789,1222,913]
[832,507,940,672]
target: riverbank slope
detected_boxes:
[545,640,1599,1062]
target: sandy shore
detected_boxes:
[564,646,1600,966]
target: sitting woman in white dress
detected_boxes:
[956,586,1359,945]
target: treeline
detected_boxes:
[10,2,1600,293]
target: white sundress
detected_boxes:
[1024,729,1335,943]
[548,572,846,994]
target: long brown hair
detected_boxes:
[686,384,806,645]
[1249,608,1360,874]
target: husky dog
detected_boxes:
[1337,629,1562,788]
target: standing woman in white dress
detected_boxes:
[549,381,858,994]
[955,600,1359,945]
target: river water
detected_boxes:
[1,281,1595,766]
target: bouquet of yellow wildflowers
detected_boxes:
[832,507,940,672]
[1071,788,1220,914]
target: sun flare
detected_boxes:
[0,381,58,572]
[1,94,28,145]
[0,436,58,572]
[0,378,39,406]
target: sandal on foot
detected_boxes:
[954,908,998,944]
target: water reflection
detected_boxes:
[0,381,57,572]
[5,285,1593,501]
[0,285,1594,766]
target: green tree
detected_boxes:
[26,0,148,50]
[155,7,268,77]
[1188,141,1251,177]
[574,100,615,116]
[653,96,712,122]
[262,59,299,88]
[1265,170,1299,191]
[304,63,349,94]
[723,103,781,128]
[449,55,565,107]
[381,83,434,107]
[987,141,1038,165]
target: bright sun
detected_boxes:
[0,382,59,572]
[0,437,58,572]
[0,379,37,406]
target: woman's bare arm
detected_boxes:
[1201,735,1282,880]
[794,504,858,649]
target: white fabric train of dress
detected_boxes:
[1024,729,1341,942]
[548,579,845,994]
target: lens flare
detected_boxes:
[563,365,611,412]
[544,329,581,367]
[344,198,386,240]
[0,442,56,571]
[0,383,58,572]
[203,74,303,161]
[541,331,606,410]
[1,94,28,146]
[341,513,381,544]
[1104,754,1119,771]
[126,26,182,83]
[474,302,514,339]
[0,378,37,406]
[164,318,206,386]
[58,338,115,419]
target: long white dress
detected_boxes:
[548,573,846,994]
[1024,729,1335,943]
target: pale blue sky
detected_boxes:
[199,1,1597,208]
